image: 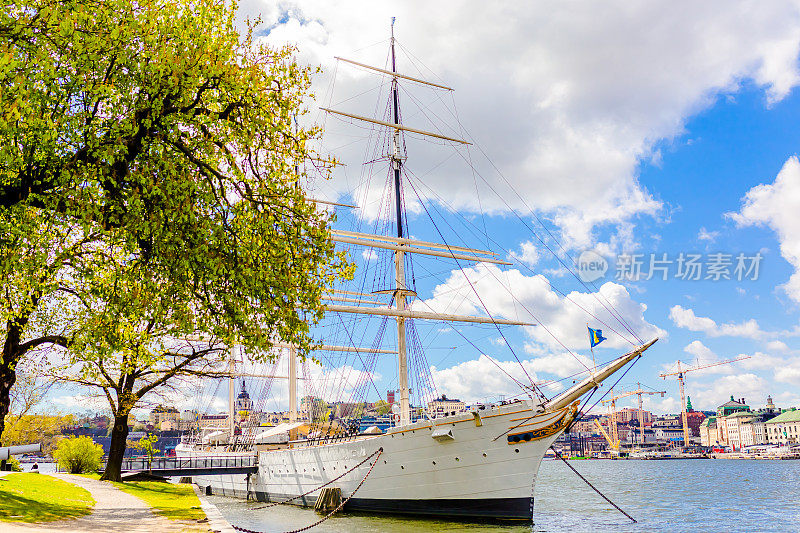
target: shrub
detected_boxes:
[8,456,22,472]
[53,436,104,474]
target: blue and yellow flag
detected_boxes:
[588,326,607,348]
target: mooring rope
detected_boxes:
[550,446,637,523]
[243,447,383,511]
[231,448,384,533]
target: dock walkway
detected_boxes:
[0,473,210,532]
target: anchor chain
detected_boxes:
[231,448,383,533]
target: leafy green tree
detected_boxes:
[0,211,102,442]
[312,400,331,424]
[1,0,351,479]
[130,434,159,471]
[53,436,104,474]
[2,414,75,454]
[374,400,392,416]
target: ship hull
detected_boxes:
[188,400,576,520]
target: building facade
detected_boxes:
[765,410,800,444]
[427,395,466,417]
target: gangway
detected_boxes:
[109,455,258,477]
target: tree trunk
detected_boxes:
[0,363,17,445]
[101,412,130,482]
[0,321,23,445]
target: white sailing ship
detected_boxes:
[179,22,657,521]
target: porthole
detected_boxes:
[482,453,487,457]
[515,449,520,453]
[401,465,405,469]
[455,457,459,461]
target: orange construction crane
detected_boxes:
[659,356,750,445]
[602,383,665,445]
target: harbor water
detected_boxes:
[210,458,800,532]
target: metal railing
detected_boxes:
[117,454,257,473]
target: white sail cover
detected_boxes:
[253,422,305,442]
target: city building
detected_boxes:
[725,411,755,450]
[617,407,653,424]
[149,405,179,427]
[765,409,800,444]
[427,395,466,417]
[700,395,784,448]
[700,417,717,447]
[300,396,324,420]
[235,380,253,415]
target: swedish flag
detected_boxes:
[588,326,607,348]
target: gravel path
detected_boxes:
[1,473,211,532]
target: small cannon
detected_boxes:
[0,443,42,461]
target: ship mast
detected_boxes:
[320,21,534,427]
[389,18,412,427]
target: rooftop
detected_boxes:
[726,411,754,419]
[765,410,800,424]
[718,400,748,409]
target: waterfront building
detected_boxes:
[702,396,782,448]
[625,427,657,444]
[160,418,195,432]
[700,417,716,446]
[300,395,324,420]
[724,411,755,450]
[738,418,767,447]
[765,409,800,444]
[717,397,749,417]
[149,405,180,427]
[426,394,466,417]
[617,407,653,424]
[655,427,684,442]
[181,409,198,421]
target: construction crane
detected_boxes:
[600,387,622,448]
[659,355,751,446]
[594,418,619,451]
[602,383,665,446]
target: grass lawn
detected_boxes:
[80,473,205,521]
[0,473,95,523]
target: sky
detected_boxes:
[50,1,800,417]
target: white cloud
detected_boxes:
[683,340,716,361]
[509,241,540,267]
[697,227,720,243]
[52,394,111,413]
[669,305,766,339]
[688,374,769,411]
[640,395,680,415]
[361,249,378,261]
[766,340,789,352]
[414,263,664,350]
[429,354,568,403]
[251,1,800,248]
[728,156,800,303]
